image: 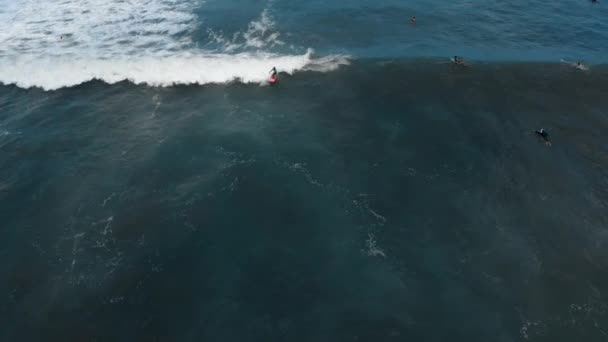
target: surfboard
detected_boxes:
[269,75,277,84]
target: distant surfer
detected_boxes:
[535,128,551,146]
[269,67,277,84]
[452,56,465,66]
[575,61,588,70]
[410,16,417,24]
[561,59,588,71]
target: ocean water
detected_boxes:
[1,0,608,341]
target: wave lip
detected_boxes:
[0,0,350,90]
[0,50,350,90]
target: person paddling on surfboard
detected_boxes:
[575,61,588,70]
[269,67,277,83]
[535,128,551,146]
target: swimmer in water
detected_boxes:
[535,128,551,146]
[575,61,588,70]
[452,56,465,65]
[410,16,417,24]
[561,59,588,71]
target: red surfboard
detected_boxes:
[269,74,277,84]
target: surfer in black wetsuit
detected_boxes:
[269,67,278,83]
[535,128,551,146]
[453,56,464,65]
[268,67,278,84]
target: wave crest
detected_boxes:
[0,50,349,90]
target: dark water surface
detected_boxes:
[1,61,608,341]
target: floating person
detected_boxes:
[410,16,417,24]
[269,67,277,84]
[561,59,589,71]
[535,128,551,146]
[452,56,467,66]
[575,61,589,70]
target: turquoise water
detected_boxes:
[1,1,608,341]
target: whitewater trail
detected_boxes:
[0,0,348,90]
[0,51,348,90]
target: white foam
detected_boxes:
[0,51,349,90]
[0,0,196,58]
[0,0,349,90]
[205,8,285,52]
[363,233,386,258]
[242,9,284,49]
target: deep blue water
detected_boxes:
[1,1,608,341]
[195,0,608,61]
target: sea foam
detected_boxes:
[0,0,348,90]
[0,51,349,90]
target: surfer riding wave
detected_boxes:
[269,66,278,84]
